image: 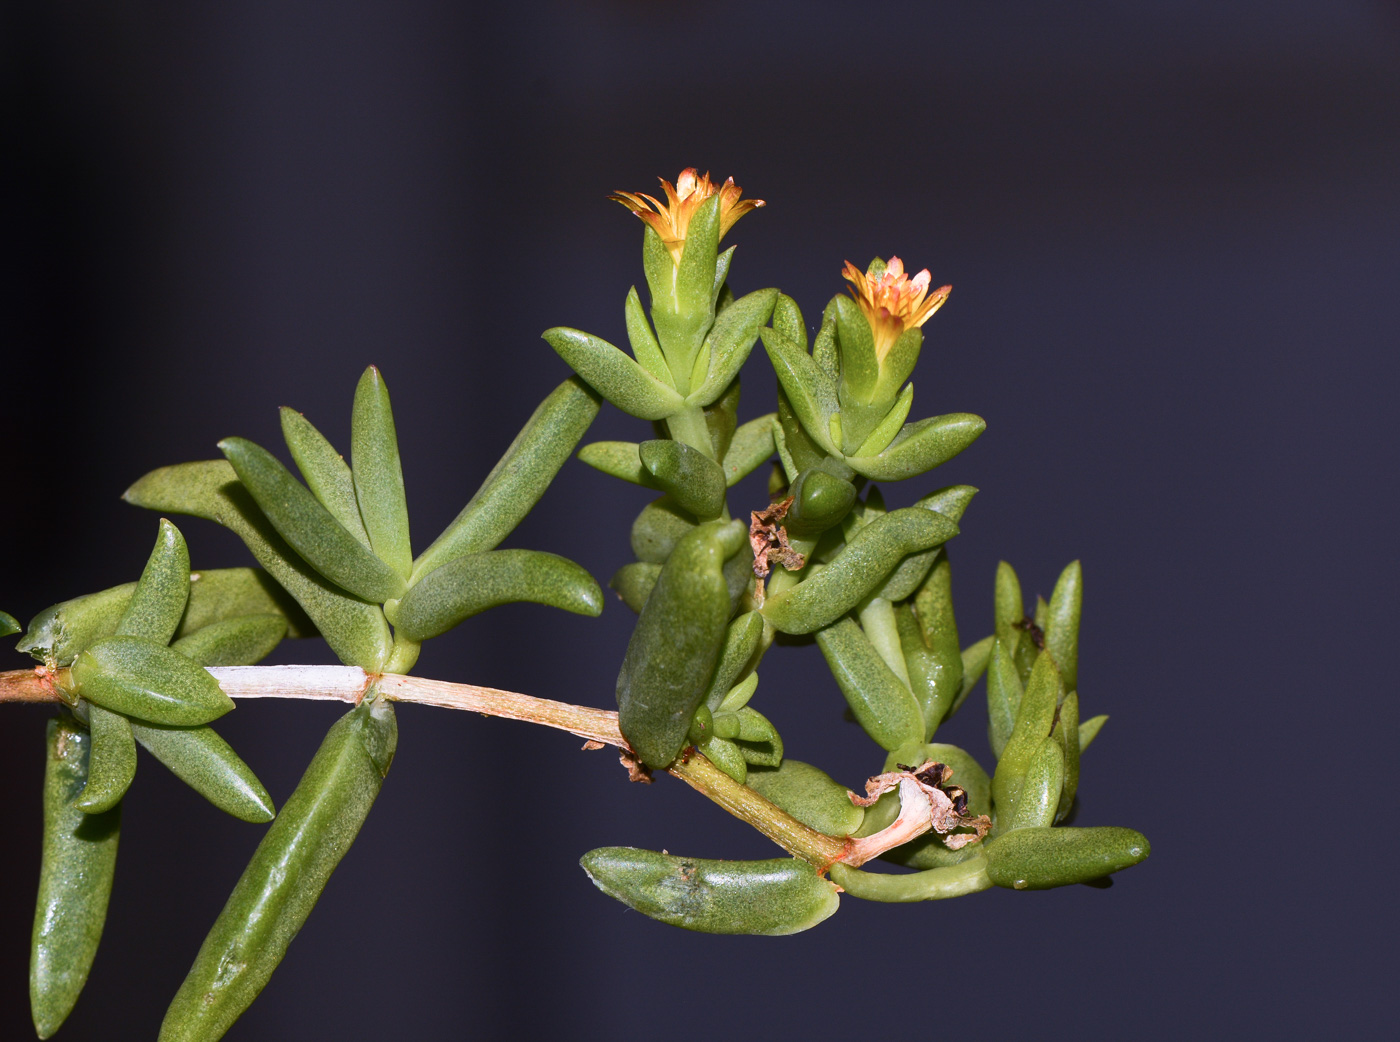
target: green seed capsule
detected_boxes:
[746,759,864,837]
[72,705,137,814]
[31,719,120,1040]
[1003,738,1064,832]
[579,848,840,935]
[617,520,747,769]
[985,826,1150,889]
[159,697,396,1042]
[762,508,958,635]
[638,439,727,519]
[991,654,1064,826]
[116,519,191,645]
[816,617,925,752]
[72,636,233,726]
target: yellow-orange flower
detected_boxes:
[612,168,765,264]
[842,257,951,362]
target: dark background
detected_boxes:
[2,1,1396,1038]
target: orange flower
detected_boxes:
[842,257,951,362]
[612,168,764,264]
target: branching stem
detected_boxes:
[1,664,866,869]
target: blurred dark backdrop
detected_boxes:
[3,1,1397,1038]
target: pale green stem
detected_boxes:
[665,405,715,459]
[858,596,911,688]
[829,854,992,902]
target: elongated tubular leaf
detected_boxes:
[219,437,406,603]
[72,705,136,814]
[816,617,925,752]
[19,568,313,668]
[855,383,915,459]
[578,441,651,485]
[130,721,275,823]
[630,495,697,564]
[722,414,775,486]
[1044,560,1083,692]
[1052,690,1080,822]
[1004,738,1064,831]
[688,288,779,406]
[171,615,288,667]
[828,857,992,903]
[1079,714,1108,751]
[701,611,766,710]
[771,293,808,353]
[675,194,722,319]
[350,366,413,579]
[279,407,371,547]
[542,327,684,420]
[609,562,661,613]
[159,698,396,1041]
[761,508,959,635]
[31,721,120,1040]
[624,285,674,387]
[74,637,234,726]
[845,413,986,482]
[746,759,864,837]
[396,550,602,641]
[638,439,726,519]
[617,521,746,768]
[995,560,1024,642]
[759,327,840,455]
[986,638,1022,758]
[580,848,839,936]
[116,519,190,644]
[0,610,19,636]
[991,653,1064,824]
[123,461,392,670]
[950,634,994,718]
[985,826,1150,890]
[877,485,978,603]
[699,734,748,783]
[413,378,600,579]
[897,601,958,740]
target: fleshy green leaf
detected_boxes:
[219,437,406,603]
[624,285,674,386]
[395,550,602,641]
[1044,560,1082,692]
[845,413,986,482]
[687,288,779,406]
[351,366,413,580]
[630,496,697,565]
[1003,738,1064,831]
[1079,714,1108,752]
[815,617,925,752]
[72,706,136,815]
[759,328,839,456]
[170,615,288,667]
[762,508,958,634]
[986,637,1024,759]
[122,460,392,670]
[580,848,839,936]
[129,721,275,823]
[114,519,190,645]
[542,327,685,420]
[701,611,765,710]
[279,407,371,547]
[771,293,808,353]
[0,610,19,637]
[722,414,775,486]
[746,759,864,837]
[853,383,915,458]
[985,826,1150,890]
[578,441,649,485]
[609,562,661,613]
[74,637,234,727]
[413,377,600,578]
[638,439,726,519]
[991,653,1064,825]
